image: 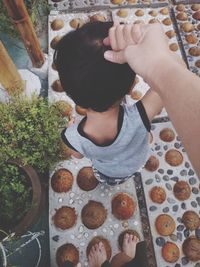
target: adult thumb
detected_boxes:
[104,50,125,64]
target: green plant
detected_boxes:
[0,95,68,172]
[0,0,49,38]
[0,164,32,230]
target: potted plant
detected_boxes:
[0,94,72,236]
[0,94,70,173]
[0,159,43,236]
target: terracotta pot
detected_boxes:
[7,159,44,236]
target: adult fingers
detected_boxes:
[104,50,126,64]
[108,26,118,51]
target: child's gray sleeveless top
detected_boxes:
[62,101,150,178]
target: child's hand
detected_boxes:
[67,115,75,127]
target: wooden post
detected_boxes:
[0,40,24,94]
[3,0,45,68]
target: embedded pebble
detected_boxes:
[70,234,75,240]
[108,192,112,197]
[184,229,190,238]
[79,226,84,233]
[189,177,197,185]
[196,197,200,206]
[191,201,197,208]
[93,231,98,236]
[101,193,105,197]
[52,235,59,242]
[77,234,82,239]
[182,148,186,152]
[188,169,195,176]
[157,151,163,157]
[167,170,173,175]
[185,162,190,168]
[180,170,187,176]
[155,174,161,182]
[177,232,183,241]
[110,230,114,236]
[181,202,186,210]
[156,237,165,247]
[145,179,153,185]
[167,197,176,204]
[103,228,107,233]
[81,193,86,198]
[155,145,160,151]
[195,229,200,239]
[165,183,172,191]
[181,257,189,265]
[151,125,156,130]
[69,199,74,205]
[176,136,181,141]
[192,187,199,194]
[114,224,119,229]
[70,192,75,198]
[80,242,85,247]
[58,197,63,203]
[158,169,164,174]
[170,176,179,182]
[177,224,184,231]
[149,206,157,211]
[163,145,168,151]
[177,217,182,223]
[170,234,178,242]
[175,264,181,267]
[174,142,181,149]
[78,199,83,204]
[122,221,129,228]
[163,175,169,181]
[163,207,169,213]
[195,264,200,267]
[84,233,89,238]
[173,205,179,212]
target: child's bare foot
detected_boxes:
[88,242,107,267]
[122,234,139,259]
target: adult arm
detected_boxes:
[141,89,163,122]
[104,23,200,178]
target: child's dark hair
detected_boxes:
[54,21,135,112]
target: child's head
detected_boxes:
[54,21,135,112]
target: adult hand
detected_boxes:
[104,23,183,82]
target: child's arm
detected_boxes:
[68,148,84,159]
[141,88,163,122]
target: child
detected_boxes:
[54,21,162,185]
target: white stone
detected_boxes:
[110,230,114,236]
[70,234,75,240]
[79,226,84,233]
[0,69,41,102]
[69,199,74,205]
[27,53,48,80]
[19,69,41,98]
[114,224,119,229]
[69,192,75,198]
[58,197,63,203]
[84,233,89,239]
